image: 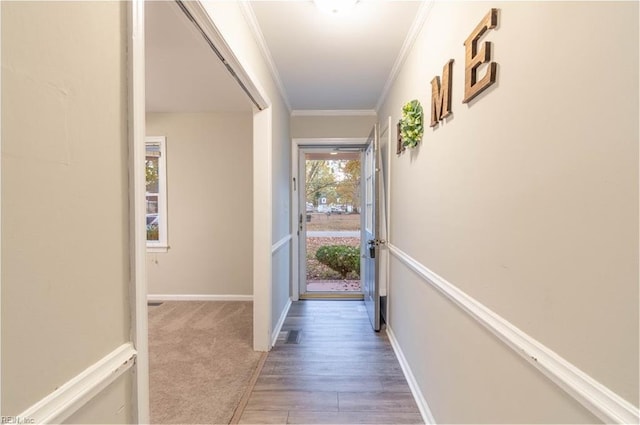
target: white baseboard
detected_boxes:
[18,343,137,424]
[147,294,253,302]
[271,298,292,348]
[388,243,639,425]
[387,326,436,424]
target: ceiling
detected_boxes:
[249,1,422,111]
[145,0,423,113]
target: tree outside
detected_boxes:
[305,159,360,211]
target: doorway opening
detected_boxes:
[299,148,364,298]
[141,1,272,423]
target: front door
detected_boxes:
[362,126,381,331]
[298,147,364,298]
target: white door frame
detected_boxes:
[128,1,273,420]
[378,117,393,321]
[128,2,149,422]
[291,138,367,300]
[0,2,4,415]
[252,106,273,351]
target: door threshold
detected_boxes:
[300,293,364,300]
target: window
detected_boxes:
[146,136,168,252]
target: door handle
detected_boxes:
[367,239,376,259]
[366,239,386,258]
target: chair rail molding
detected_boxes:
[388,243,639,425]
[272,234,292,254]
[18,343,137,424]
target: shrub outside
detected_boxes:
[315,245,360,279]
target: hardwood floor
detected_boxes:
[238,300,424,424]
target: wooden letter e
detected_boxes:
[463,8,499,103]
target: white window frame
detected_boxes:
[146,136,168,253]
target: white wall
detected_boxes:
[1,1,132,421]
[378,1,638,423]
[146,112,253,297]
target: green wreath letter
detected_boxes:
[400,99,424,149]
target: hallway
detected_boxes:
[239,300,423,424]
[2,2,637,423]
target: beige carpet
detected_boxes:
[149,301,263,424]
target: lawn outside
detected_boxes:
[306,212,360,231]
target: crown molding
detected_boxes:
[291,109,377,117]
[240,1,292,112]
[292,137,368,146]
[375,0,434,112]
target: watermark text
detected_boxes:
[1,417,36,424]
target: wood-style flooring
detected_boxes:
[238,300,424,424]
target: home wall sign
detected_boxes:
[429,8,499,129]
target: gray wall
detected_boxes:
[198,1,293,347]
[378,1,638,423]
[271,100,293,330]
[291,114,376,139]
[2,1,132,421]
[146,112,253,296]
[65,371,132,425]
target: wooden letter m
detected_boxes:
[430,59,454,127]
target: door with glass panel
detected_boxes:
[298,147,364,298]
[362,126,380,331]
